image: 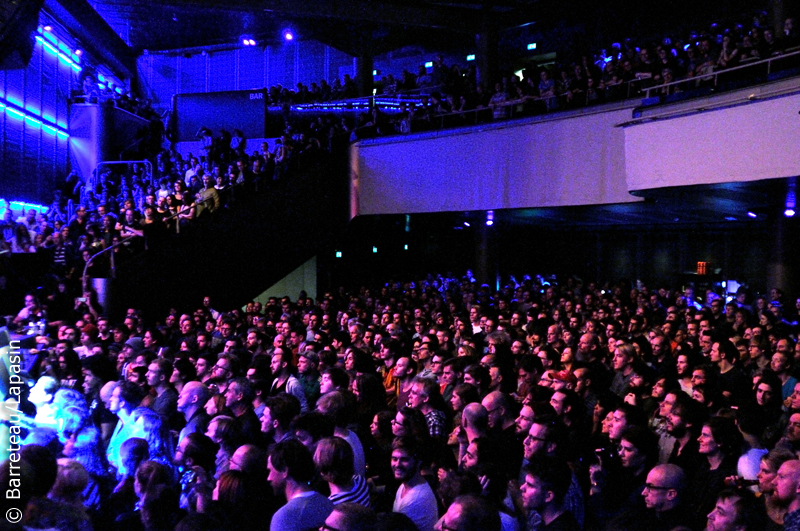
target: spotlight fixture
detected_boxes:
[746,211,757,218]
[486,210,494,226]
[282,29,294,42]
[74,49,82,56]
[43,25,52,31]
[786,181,796,218]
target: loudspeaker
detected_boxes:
[0,0,45,70]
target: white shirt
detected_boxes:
[393,479,438,531]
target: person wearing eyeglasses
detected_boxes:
[208,354,236,395]
[320,502,376,531]
[640,463,692,530]
[434,494,501,531]
[591,426,659,526]
[173,431,217,510]
[515,417,584,529]
[415,334,438,379]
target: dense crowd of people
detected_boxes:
[6,9,797,266]
[280,16,800,140]
[7,272,800,531]
[0,108,345,288]
[5,11,800,530]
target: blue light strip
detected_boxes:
[9,201,47,214]
[0,98,69,137]
[35,36,82,72]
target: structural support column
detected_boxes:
[767,214,797,297]
[771,0,786,35]
[475,222,494,287]
[355,54,374,97]
[475,26,499,90]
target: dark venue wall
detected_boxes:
[0,22,75,205]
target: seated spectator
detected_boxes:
[316,391,367,476]
[314,436,371,507]
[267,439,333,531]
[520,457,579,530]
[391,435,438,531]
[108,437,149,523]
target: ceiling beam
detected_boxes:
[46,0,136,79]
[144,0,487,32]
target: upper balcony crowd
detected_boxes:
[7,271,800,531]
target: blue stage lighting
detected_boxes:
[0,98,69,137]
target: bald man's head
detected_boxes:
[657,464,686,490]
[774,459,800,506]
[99,381,118,404]
[643,464,686,512]
[178,380,210,416]
[462,402,489,433]
[481,391,512,430]
[482,391,505,409]
[437,494,501,531]
[230,444,265,473]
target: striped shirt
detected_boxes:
[329,474,371,507]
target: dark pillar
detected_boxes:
[475,26,499,90]
[475,222,492,286]
[767,214,797,297]
[355,54,374,97]
[771,0,786,35]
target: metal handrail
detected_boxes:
[347,89,585,139]
[81,234,136,290]
[345,49,800,141]
[642,48,800,99]
[119,137,146,160]
[80,179,249,287]
[160,177,251,233]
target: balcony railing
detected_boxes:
[290,47,800,141]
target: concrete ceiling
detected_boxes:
[86,0,544,52]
